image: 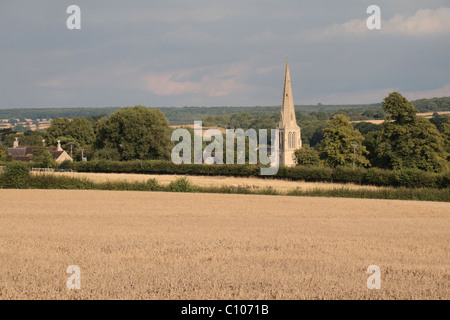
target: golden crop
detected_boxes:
[0,189,448,299]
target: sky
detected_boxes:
[1,0,450,109]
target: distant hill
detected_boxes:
[0,107,120,121]
[0,97,448,125]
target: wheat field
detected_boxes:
[0,189,448,299]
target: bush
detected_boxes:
[436,171,450,189]
[0,165,447,201]
[168,177,196,192]
[69,160,449,189]
[282,165,333,182]
[31,145,57,168]
[1,161,30,188]
[294,148,320,166]
[333,166,366,184]
[146,178,160,191]
[287,186,449,202]
[28,174,94,189]
[58,160,73,170]
[0,145,11,162]
[394,168,438,188]
[92,148,121,161]
[364,167,397,186]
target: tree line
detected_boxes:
[0,106,172,165]
[1,96,449,125]
[0,92,449,173]
[296,93,449,173]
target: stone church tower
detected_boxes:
[278,60,302,167]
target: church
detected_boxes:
[278,60,302,167]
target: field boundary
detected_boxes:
[2,172,449,202]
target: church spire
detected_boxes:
[278,59,302,167]
[280,59,296,127]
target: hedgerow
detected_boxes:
[64,160,449,189]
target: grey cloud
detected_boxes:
[0,0,449,108]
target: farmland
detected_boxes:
[0,189,448,299]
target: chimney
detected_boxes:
[13,137,19,148]
[57,140,63,151]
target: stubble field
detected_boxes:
[0,189,448,299]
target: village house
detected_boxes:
[7,137,73,163]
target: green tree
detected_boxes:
[96,106,172,161]
[300,121,327,147]
[429,114,450,133]
[0,128,15,143]
[2,134,17,148]
[3,132,45,148]
[0,145,11,162]
[45,117,71,146]
[441,121,450,160]
[65,117,95,147]
[32,145,56,168]
[375,92,448,172]
[294,147,320,166]
[23,131,46,146]
[362,130,382,167]
[92,148,121,161]
[1,161,30,188]
[57,136,78,156]
[319,114,370,168]
[383,92,417,124]
[45,117,94,158]
[353,122,381,135]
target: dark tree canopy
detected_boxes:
[32,144,56,168]
[46,117,94,146]
[64,117,95,147]
[443,122,450,159]
[0,145,10,162]
[319,114,370,168]
[383,92,417,124]
[3,131,45,148]
[294,147,320,166]
[45,117,71,146]
[375,92,448,172]
[96,106,172,161]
